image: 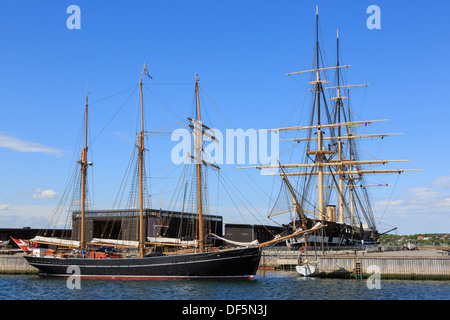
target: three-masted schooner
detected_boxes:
[240,7,418,256]
[23,71,266,279]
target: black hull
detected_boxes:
[285,219,379,248]
[24,247,261,280]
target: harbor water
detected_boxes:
[1,270,448,300]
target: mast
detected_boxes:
[336,28,345,224]
[314,6,325,221]
[348,125,355,226]
[138,73,145,258]
[80,94,88,250]
[279,165,308,231]
[195,74,204,253]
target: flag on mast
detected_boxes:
[143,63,153,79]
[10,237,30,252]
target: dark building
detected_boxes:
[0,227,70,241]
[72,209,223,246]
[0,227,70,249]
[225,223,285,246]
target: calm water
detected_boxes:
[0,271,448,300]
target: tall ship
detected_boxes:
[23,69,320,279]
[240,7,417,252]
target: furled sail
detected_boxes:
[209,233,259,247]
[31,236,80,248]
[90,238,139,247]
[147,237,199,247]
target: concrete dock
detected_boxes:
[260,247,450,279]
[0,253,38,274]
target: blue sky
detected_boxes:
[0,0,449,235]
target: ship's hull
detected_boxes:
[24,246,261,280]
[284,219,379,249]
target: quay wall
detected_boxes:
[0,255,38,274]
[260,248,450,279]
[319,256,450,277]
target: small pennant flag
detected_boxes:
[143,63,153,79]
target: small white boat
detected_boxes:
[296,260,318,277]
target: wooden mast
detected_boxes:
[348,125,355,225]
[336,28,345,224]
[279,164,308,231]
[195,74,204,253]
[80,94,89,251]
[314,6,325,221]
[138,73,145,258]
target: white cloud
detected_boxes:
[0,133,64,157]
[0,204,57,228]
[0,204,11,211]
[32,188,58,199]
[110,131,134,144]
[430,175,450,189]
[375,176,450,234]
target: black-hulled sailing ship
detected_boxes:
[23,72,261,279]
[240,7,418,252]
[23,70,320,280]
